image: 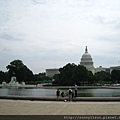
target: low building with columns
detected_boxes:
[46,68,59,78]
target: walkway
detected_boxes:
[0,99,120,115]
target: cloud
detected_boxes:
[0,0,120,73]
[0,33,22,41]
[32,0,46,4]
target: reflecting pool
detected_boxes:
[0,87,120,97]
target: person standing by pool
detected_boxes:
[61,91,65,97]
[56,89,60,101]
[74,83,78,97]
[68,87,72,101]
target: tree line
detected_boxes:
[0,59,120,85]
[0,59,49,85]
[53,63,120,86]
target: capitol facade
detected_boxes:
[46,46,120,77]
[80,46,95,74]
[80,46,120,74]
[80,46,108,74]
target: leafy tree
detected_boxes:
[0,71,5,83]
[34,72,50,84]
[53,63,92,86]
[4,72,10,83]
[111,70,120,83]
[94,71,110,84]
[6,59,34,83]
[0,71,10,83]
[53,63,77,85]
[87,71,95,85]
[72,65,88,85]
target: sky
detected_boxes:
[0,0,120,74]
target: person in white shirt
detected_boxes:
[74,83,78,97]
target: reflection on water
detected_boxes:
[91,89,120,97]
[0,87,120,97]
[0,88,56,97]
[78,88,120,97]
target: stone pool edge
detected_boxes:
[0,95,120,102]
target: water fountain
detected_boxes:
[1,75,26,88]
[9,76,20,86]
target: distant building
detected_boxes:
[46,46,120,76]
[110,66,120,73]
[80,46,113,74]
[95,66,107,73]
[46,68,59,78]
[80,46,95,74]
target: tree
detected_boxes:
[53,63,92,86]
[94,71,111,84]
[53,63,77,85]
[34,72,50,84]
[111,70,120,83]
[0,71,10,83]
[0,71,5,83]
[87,71,95,85]
[72,65,88,85]
[6,59,34,83]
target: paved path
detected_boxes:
[0,100,120,115]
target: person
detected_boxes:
[72,91,74,98]
[68,87,72,101]
[74,83,78,97]
[56,89,60,101]
[61,91,65,97]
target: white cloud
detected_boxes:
[0,0,120,73]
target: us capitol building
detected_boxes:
[80,46,95,73]
[46,46,120,77]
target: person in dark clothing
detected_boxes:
[61,91,65,97]
[68,88,72,101]
[56,89,60,101]
[72,91,74,98]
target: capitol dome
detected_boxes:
[80,46,94,73]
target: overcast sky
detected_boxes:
[0,0,120,74]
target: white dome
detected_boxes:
[81,52,93,63]
[80,46,94,71]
